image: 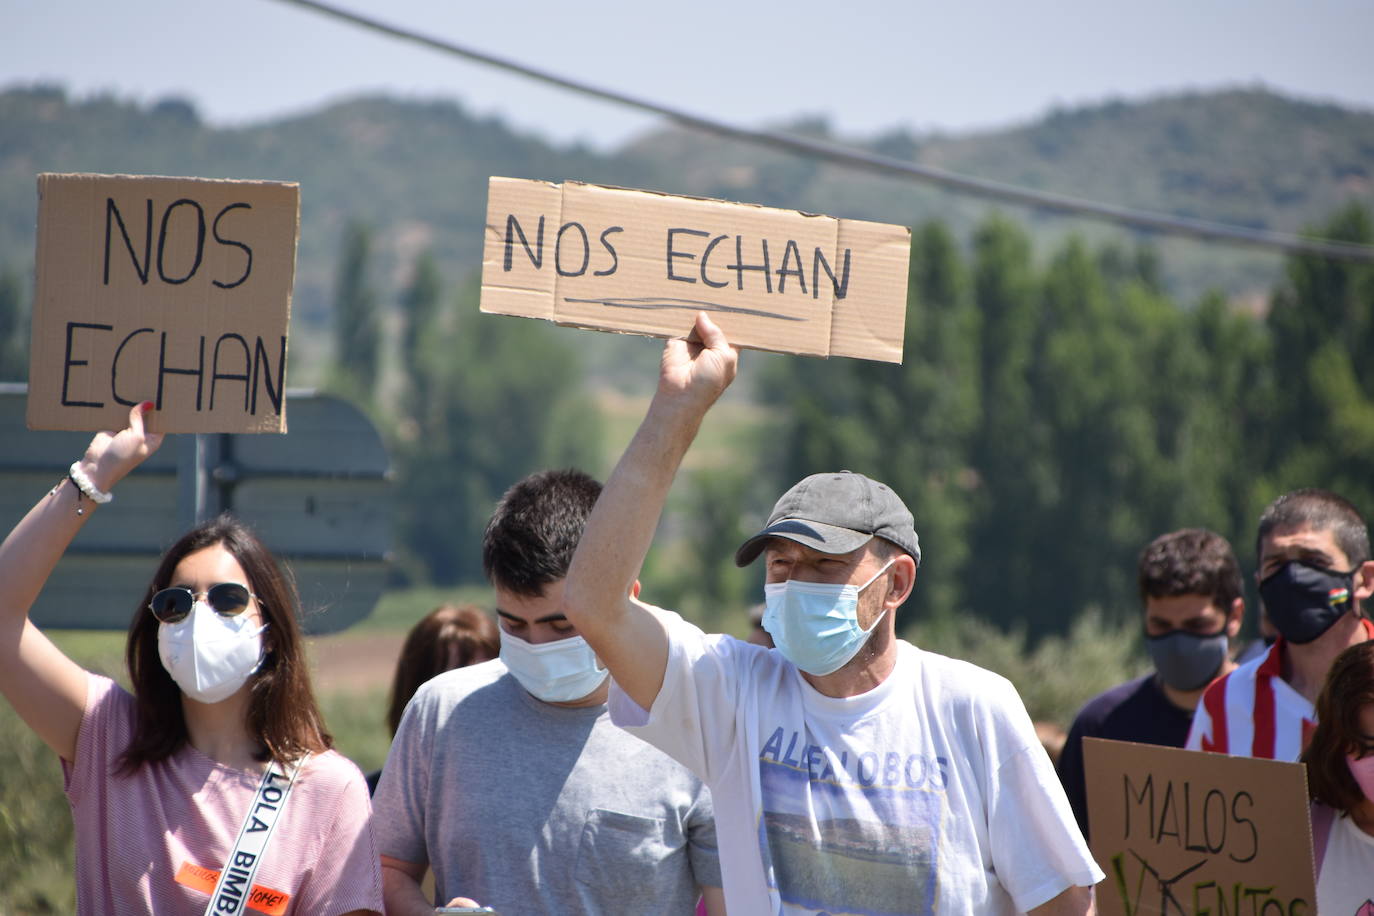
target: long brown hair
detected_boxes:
[386,603,498,735]
[1302,640,1374,813]
[118,514,332,773]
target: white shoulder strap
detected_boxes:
[203,753,311,916]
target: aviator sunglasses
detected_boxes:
[149,582,256,624]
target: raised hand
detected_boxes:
[78,401,166,494]
[657,312,739,414]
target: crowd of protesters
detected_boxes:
[4,315,1372,913]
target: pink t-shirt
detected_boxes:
[63,673,383,916]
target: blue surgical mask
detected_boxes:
[763,559,895,676]
[499,629,608,703]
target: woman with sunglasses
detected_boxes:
[1302,639,1374,912]
[0,403,384,915]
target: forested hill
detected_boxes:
[1,83,1371,641]
[1,83,1371,339]
[624,88,1374,302]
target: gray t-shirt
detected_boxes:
[373,658,720,914]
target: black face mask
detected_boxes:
[1258,560,1356,645]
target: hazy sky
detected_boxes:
[7,0,1374,149]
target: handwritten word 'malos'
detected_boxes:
[1123,774,1259,864]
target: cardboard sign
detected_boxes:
[28,173,300,433]
[1084,738,1316,915]
[480,177,911,362]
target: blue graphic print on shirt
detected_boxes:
[757,726,949,915]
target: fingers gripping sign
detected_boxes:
[658,312,739,413]
[79,401,166,495]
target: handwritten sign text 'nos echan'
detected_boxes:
[479,178,911,363]
[28,173,299,433]
[1084,739,1316,916]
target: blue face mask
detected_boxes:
[762,559,895,676]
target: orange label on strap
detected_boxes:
[175,861,293,916]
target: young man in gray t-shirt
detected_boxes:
[373,469,722,915]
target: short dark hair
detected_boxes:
[1137,528,1243,610]
[386,603,499,735]
[482,469,602,597]
[1302,640,1374,813]
[1257,489,1370,569]
[120,514,330,773]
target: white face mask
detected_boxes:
[499,628,608,703]
[157,601,268,704]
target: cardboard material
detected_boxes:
[480,177,911,362]
[28,173,300,433]
[1084,738,1316,915]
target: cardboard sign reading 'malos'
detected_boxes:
[480,177,911,362]
[1084,738,1316,915]
[28,173,300,433]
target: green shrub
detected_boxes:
[0,704,77,914]
[905,609,1148,727]
[320,686,391,776]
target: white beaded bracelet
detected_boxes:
[68,462,113,505]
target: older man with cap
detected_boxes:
[563,314,1103,915]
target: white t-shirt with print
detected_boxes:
[609,608,1104,915]
[1317,812,1374,915]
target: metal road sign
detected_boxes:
[0,384,390,633]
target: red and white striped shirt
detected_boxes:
[1185,618,1374,761]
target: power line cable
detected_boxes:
[274,0,1374,264]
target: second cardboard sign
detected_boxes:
[480,178,911,363]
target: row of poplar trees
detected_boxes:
[330,204,1374,640]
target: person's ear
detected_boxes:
[1354,561,1374,603]
[630,579,642,599]
[1225,597,1245,639]
[885,555,917,610]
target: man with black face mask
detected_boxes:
[1057,529,1245,838]
[1187,489,1374,761]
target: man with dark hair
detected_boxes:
[563,315,1102,915]
[1056,528,1245,837]
[373,469,723,915]
[1187,488,1374,760]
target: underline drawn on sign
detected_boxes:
[561,297,805,322]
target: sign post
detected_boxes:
[0,385,389,634]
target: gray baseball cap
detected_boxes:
[734,471,921,567]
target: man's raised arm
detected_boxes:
[563,312,738,711]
